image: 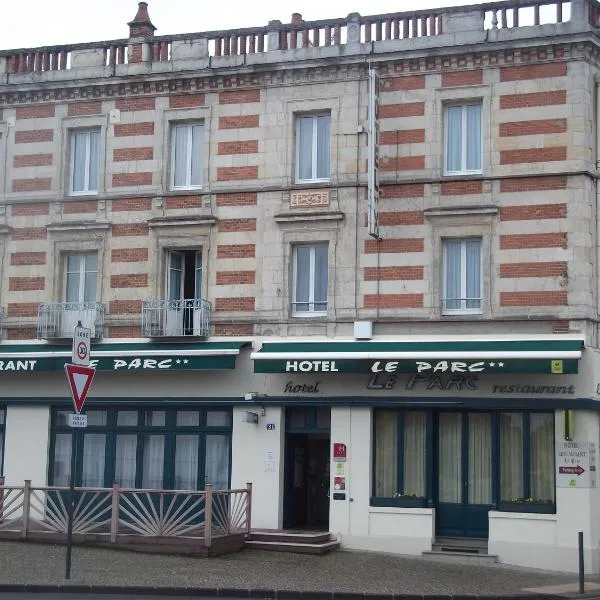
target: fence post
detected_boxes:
[110,483,119,544]
[204,484,213,549]
[246,482,253,537]
[21,480,31,540]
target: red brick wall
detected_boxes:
[15,130,54,143]
[13,154,53,167]
[217,166,258,181]
[499,119,567,137]
[111,248,149,262]
[500,176,567,192]
[114,122,154,136]
[500,262,567,278]
[115,97,156,111]
[383,75,425,90]
[112,173,153,187]
[219,115,259,129]
[111,224,149,237]
[364,266,424,281]
[16,104,55,119]
[169,94,205,108]
[365,238,424,253]
[500,147,566,164]
[441,70,483,87]
[364,294,424,308]
[63,200,98,214]
[7,303,39,317]
[500,233,566,249]
[216,271,256,285]
[380,156,425,171]
[215,297,255,311]
[441,181,483,195]
[10,252,46,266]
[500,291,567,306]
[500,204,566,220]
[165,196,201,209]
[110,274,148,288]
[9,277,45,291]
[499,90,567,109]
[217,244,255,258]
[111,198,152,211]
[379,103,425,118]
[219,90,261,104]
[217,141,259,155]
[68,101,102,116]
[381,184,424,198]
[12,178,51,192]
[500,62,567,82]
[217,218,257,232]
[11,203,49,216]
[215,193,257,206]
[113,147,154,161]
[109,326,141,338]
[213,323,254,336]
[378,211,424,226]
[379,129,425,145]
[12,227,47,240]
[109,300,142,314]
[6,328,38,340]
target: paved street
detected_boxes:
[0,540,592,596]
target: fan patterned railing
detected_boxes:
[0,481,251,549]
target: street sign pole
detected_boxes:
[64,321,94,580]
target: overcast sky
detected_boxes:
[1,0,488,50]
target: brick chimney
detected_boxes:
[128,2,156,38]
[291,13,303,24]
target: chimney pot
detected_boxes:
[291,13,303,24]
[128,1,157,38]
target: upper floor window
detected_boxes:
[296,114,330,183]
[171,123,203,190]
[70,129,100,195]
[442,238,481,315]
[444,103,482,174]
[292,243,328,317]
[65,253,98,303]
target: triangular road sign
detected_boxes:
[64,363,96,414]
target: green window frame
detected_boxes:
[0,406,5,477]
[48,407,232,491]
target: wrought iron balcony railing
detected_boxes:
[37,302,105,340]
[142,299,211,338]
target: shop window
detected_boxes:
[444,102,482,175]
[292,243,328,316]
[442,238,482,315]
[0,406,5,477]
[171,122,203,190]
[295,113,330,183]
[372,410,427,507]
[70,129,100,195]
[49,407,232,491]
[499,412,555,508]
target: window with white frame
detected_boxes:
[292,244,328,316]
[442,238,482,314]
[65,254,98,303]
[296,114,331,183]
[70,129,100,195]
[444,102,482,174]
[171,123,204,190]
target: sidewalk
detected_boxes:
[0,540,595,597]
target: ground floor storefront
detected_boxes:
[1,334,599,572]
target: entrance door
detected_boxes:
[284,434,330,529]
[436,412,492,538]
[165,250,203,336]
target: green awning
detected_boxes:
[252,337,584,374]
[0,341,249,372]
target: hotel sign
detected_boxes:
[556,441,596,488]
[258,358,578,375]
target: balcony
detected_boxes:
[37,302,105,340]
[142,299,211,338]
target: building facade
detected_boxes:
[1,0,600,572]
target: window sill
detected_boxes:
[291,312,328,319]
[169,186,203,193]
[69,191,99,197]
[441,172,484,179]
[275,211,343,224]
[496,502,555,514]
[370,496,428,508]
[442,310,483,317]
[293,181,331,189]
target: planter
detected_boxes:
[370,496,428,508]
[497,502,555,514]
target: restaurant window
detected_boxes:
[49,407,232,490]
[499,412,555,507]
[372,410,427,506]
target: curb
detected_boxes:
[0,586,579,599]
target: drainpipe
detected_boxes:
[596,77,600,343]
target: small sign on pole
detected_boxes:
[556,440,597,488]
[64,364,95,414]
[72,323,91,366]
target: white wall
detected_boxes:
[230,405,284,529]
[3,406,50,487]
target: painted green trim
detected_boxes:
[497,502,556,514]
[256,339,583,353]
[0,341,248,372]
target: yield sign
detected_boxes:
[64,363,96,414]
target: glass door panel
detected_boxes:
[468,413,492,505]
[438,413,462,503]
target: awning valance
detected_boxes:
[251,337,584,374]
[0,341,249,372]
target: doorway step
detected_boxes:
[246,529,339,554]
[422,537,498,565]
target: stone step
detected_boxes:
[250,530,332,545]
[246,539,340,555]
[422,550,499,565]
